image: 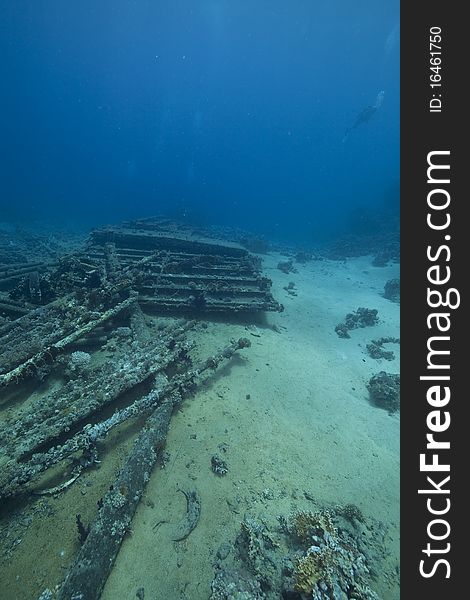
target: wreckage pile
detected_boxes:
[1,218,283,317]
[0,220,281,499]
[0,297,252,598]
[0,224,85,320]
[86,218,283,313]
[0,219,283,598]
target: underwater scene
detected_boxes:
[0,2,399,599]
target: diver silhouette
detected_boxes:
[342,91,385,142]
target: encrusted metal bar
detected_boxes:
[0,296,137,387]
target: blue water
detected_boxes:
[0,1,399,245]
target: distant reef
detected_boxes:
[325,231,400,265]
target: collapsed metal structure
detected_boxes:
[0,219,280,599]
[0,218,282,319]
[86,218,283,313]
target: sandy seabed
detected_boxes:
[0,252,400,600]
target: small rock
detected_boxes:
[216,542,231,560]
[136,587,145,600]
[211,455,228,476]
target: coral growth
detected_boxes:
[290,511,379,600]
[368,371,400,413]
[294,550,324,593]
[291,509,337,544]
[335,308,378,338]
[238,516,280,590]
[336,503,365,525]
[209,501,394,600]
[366,337,400,361]
[383,278,400,303]
[211,455,229,476]
[277,260,297,274]
[210,567,266,599]
[70,350,91,367]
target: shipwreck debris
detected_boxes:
[76,513,90,545]
[211,455,228,476]
[52,337,251,600]
[0,219,280,599]
[170,488,201,542]
[83,219,283,314]
[0,295,137,387]
[0,330,194,499]
[0,220,282,381]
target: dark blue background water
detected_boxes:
[0,1,399,245]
